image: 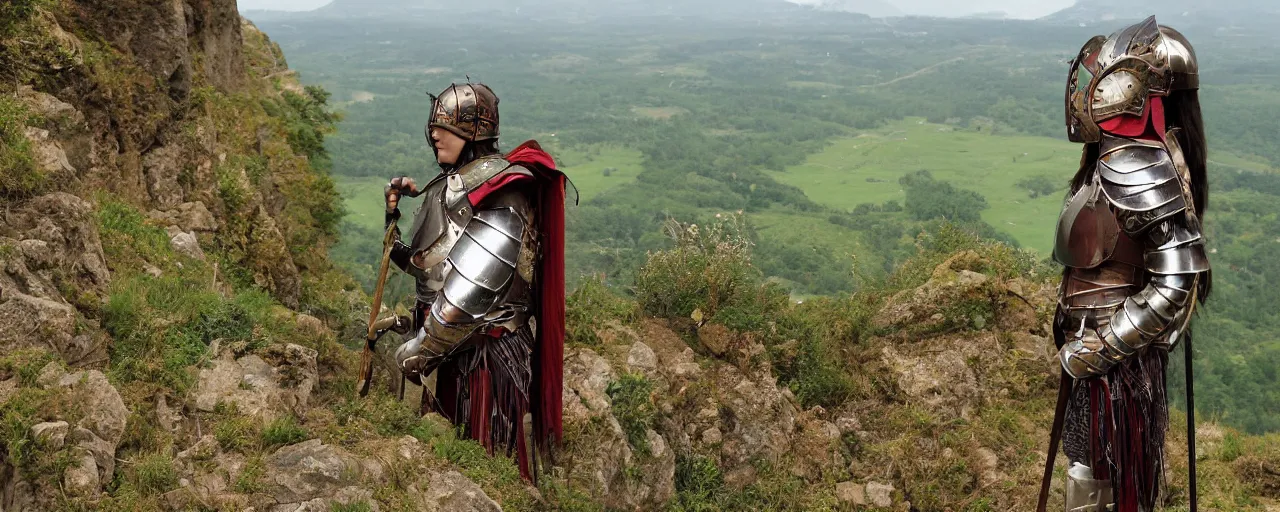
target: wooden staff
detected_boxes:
[357,222,398,397]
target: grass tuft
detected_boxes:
[262,415,308,448]
[606,373,656,456]
[0,95,42,199]
[566,275,638,348]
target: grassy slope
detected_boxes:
[768,117,1078,255]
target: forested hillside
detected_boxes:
[252,7,1280,435]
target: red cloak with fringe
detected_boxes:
[432,140,566,481]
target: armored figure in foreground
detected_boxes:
[1043,16,1210,512]
[382,83,568,480]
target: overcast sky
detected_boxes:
[239,0,330,10]
[237,0,1077,19]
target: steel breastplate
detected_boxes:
[1054,172,1121,269]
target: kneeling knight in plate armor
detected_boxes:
[382,83,568,481]
[1047,16,1211,512]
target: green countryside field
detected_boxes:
[769,117,1077,255]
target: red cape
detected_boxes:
[505,140,567,471]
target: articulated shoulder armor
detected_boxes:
[1054,133,1209,379]
[395,155,538,382]
[1097,135,1187,234]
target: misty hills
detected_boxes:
[796,0,903,18]
[248,0,1280,25]
[1045,0,1280,24]
[307,0,801,21]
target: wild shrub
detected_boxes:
[331,503,374,512]
[0,0,50,38]
[635,213,761,320]
[262,416,308,448]
[566,274,638,348]
[887,221,1049,292]
[606,373,656,455]
[674,455,724,511]
[0,96,41,199]
[214,412,261,453]
[131,453,179,494]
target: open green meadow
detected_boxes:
[769,117,1078,255]
[551,145,645,203]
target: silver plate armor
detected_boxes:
[395,155,538,381]
[1055,133,1209,379]
[438,206,525,320]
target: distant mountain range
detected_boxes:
[304,0,798,20]
[787,0,902,18]
[241,0,1280,25]
[1044,0,1280,24]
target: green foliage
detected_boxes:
[262,416,309,448]
[131,453,179,494]
[1016,174,1062,199]
[606,374,657,455]
[214,413,261,453]
[268,85,342,171]
[412,415,534,509]
[331,502,374,512]
[216,162,250,213]
[672,456,829,511]
[674,455,724,511]
[234,457,268,494]
[901,170,989,223]
[566,275,638,348]
[0,386,53,470]
[103,272,277,392]
[97,197,318,396]
[635,214,761,320]
[0,96,42,199]
[96,196,173,267]
[887,222,1049,292]
[0,361,80,484]
[772,296,878,408]
[0,350,59,387]
[329,390,423,440]
[0,0,49,38]
[1220,431,1243,462]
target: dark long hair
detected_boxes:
[1068,141,1100,195]
[1165,89,1211,302]
[1166,90,1208,216]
